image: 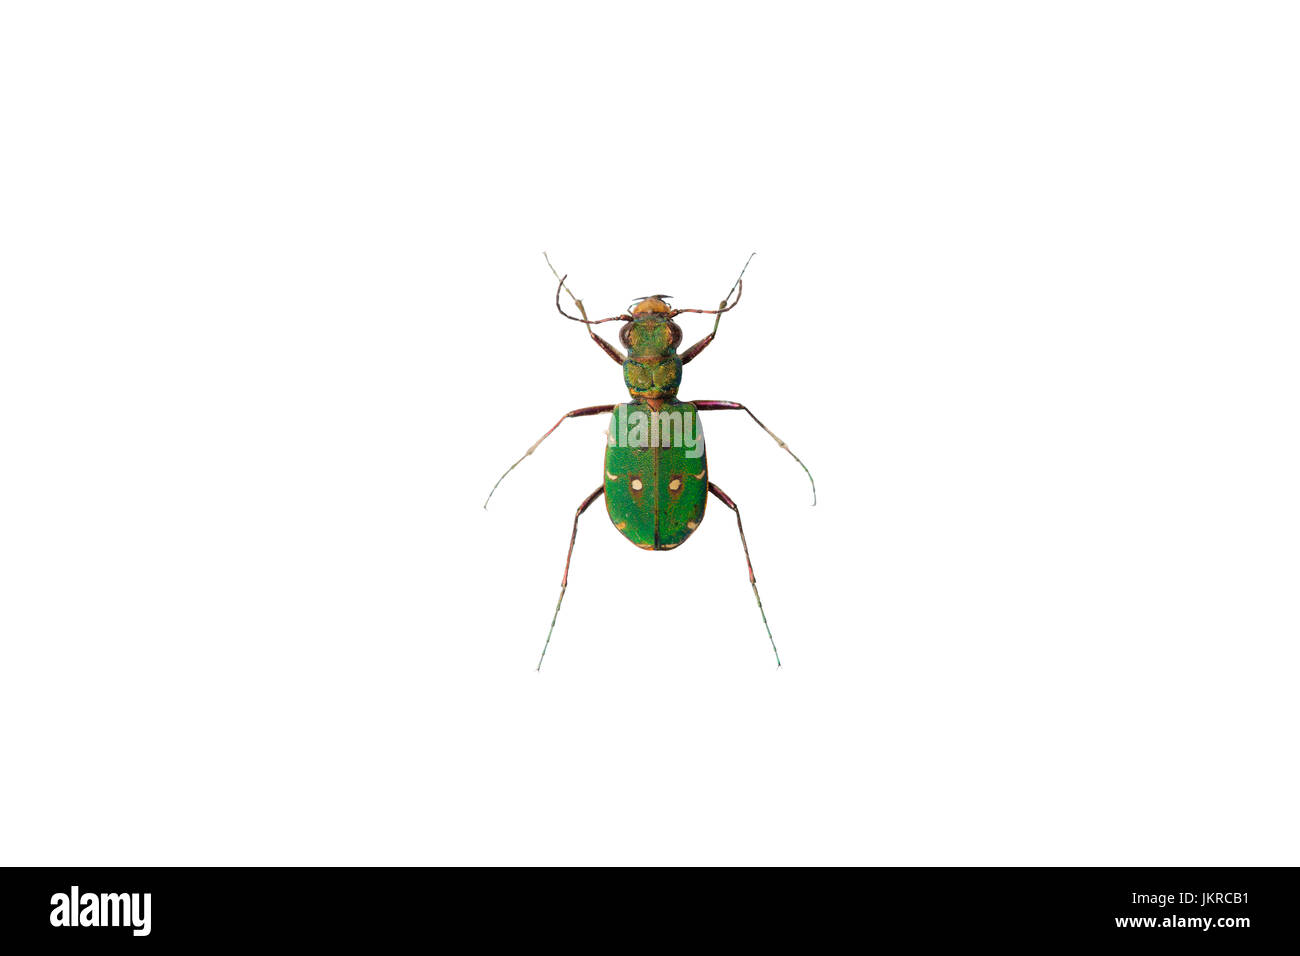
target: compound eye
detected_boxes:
[622,324,644,350]
[667,321,683,350]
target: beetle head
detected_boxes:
[628,294,673,316]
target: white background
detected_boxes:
[1,2,1296,865]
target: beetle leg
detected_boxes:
[483,404,616,508]
[537,484,606,671]
[572,293,624,365]
[544,252,625,365]
[679,254,756,363]
[707,482,781,668]
[679,298,728,365]
[586,324,625,365]
[692,401,817,505]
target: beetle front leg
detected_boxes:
[544,251,625,366]
[693,400,817,505]
[586,326,625,365]
[537,484,605,671]
[571,293,624,365]
[708,482,781,668]
[679,298,727,365]
[483,404,616,508]
[679,254,755,363]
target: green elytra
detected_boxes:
[484,253,816,669]
[603,401,707,551]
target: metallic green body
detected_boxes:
[603,400,708,550]
[483,259,807,668]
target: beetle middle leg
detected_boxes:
[483,404,616,508]
[536,484,605,671]
[708,481,782,668]
[694,400,817,505]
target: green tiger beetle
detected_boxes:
[484,253,816,670]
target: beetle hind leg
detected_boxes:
[537,484,606,671]
[707,481,782,668]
